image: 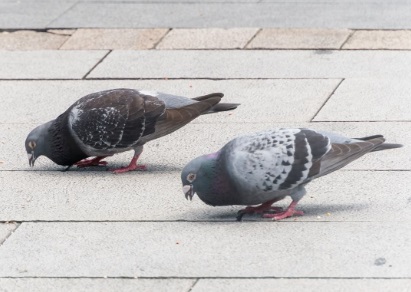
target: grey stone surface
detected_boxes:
[156,28,258,49]
[0,31,69,50]
[343,30,411,50]
[0,79,338,124]
[0,1,76,29]
[314,78,411,121]
[0,223,18,245]
[247,28,351,49]
[0,51,108,79]
[0,279,194,292]
[88,50,411,79]
[0,221,410,277]
[49,2,411,29]
[193,279,411,292]
[61,29,169,50]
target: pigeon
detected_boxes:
[181,128,402,221]
[25,88,239,173]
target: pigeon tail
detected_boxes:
[209,102,240,113]
[316,136,385,179]
[142,96,222,143]
[355,135,403,152]
[191,92,240,113]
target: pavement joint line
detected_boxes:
[45,1,80,29]
[310,78,344,122]
[82,50,112,79]
[311,120,411,123]
[0,276,411,280]
[0,223,21,247]
[0,77,344,81]
[57,31,76,49]
[153,28,172,49]
[47,29,76,36]
[243,27,262,49]
[0,220,406,223]
[339,30,355,49]
[187,279,200,292]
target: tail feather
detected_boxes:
[353,135,403,152]
[315,137,385,179]
[192,93,239,113]
[209,102,240,113]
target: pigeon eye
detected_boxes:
[187,173,196,182]
[28,141,36,149]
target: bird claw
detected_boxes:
[263,209,304,220]
[236,205,284,221]
[112,164,147,174]
[75,158,108,168]
[236,210,246,222]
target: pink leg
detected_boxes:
[263,200,304,220]
[75,156,109,168]
[236,198,283,221]
[112,154,147,174]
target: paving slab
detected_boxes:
[0,79,338,124]
[314,78,411,121]
[0,31,69,50]
[0,223,18,245]
[0,51,108,79]
[247,28,351,49]
[343,30,411,50]
[193,279,411,292]
[156,28,258,49]
[88,50,411,79]
[61,29,169,50]
[0,1,76,29]
[0,278,194,292]
[48,2,411,29]
[0,221,410,277]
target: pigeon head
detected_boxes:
[181,153,219,201]
[181,155,205,201]
[25,121,53,167]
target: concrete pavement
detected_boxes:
[1,1,411,291]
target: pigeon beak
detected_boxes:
[28,152,35,167]
[183,185,194,201]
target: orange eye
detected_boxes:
[187,173,196,182]
[28,141,36,149]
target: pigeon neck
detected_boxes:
[46,113,88,166]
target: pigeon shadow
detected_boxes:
[26,163,182,173]
[186,203,370,221]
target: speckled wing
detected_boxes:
[224,128,331,193]
[68,88,165,151]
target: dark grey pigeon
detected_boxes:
[181,128,402,221]
[25,88,239,173]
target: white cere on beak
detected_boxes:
[27,153,33,160]
[182,185,191,195]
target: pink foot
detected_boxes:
[236,199,283,221]
[111,154,146,174]
[112,164,147,174]
[75,156,108,168]
[262,201,303,220]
